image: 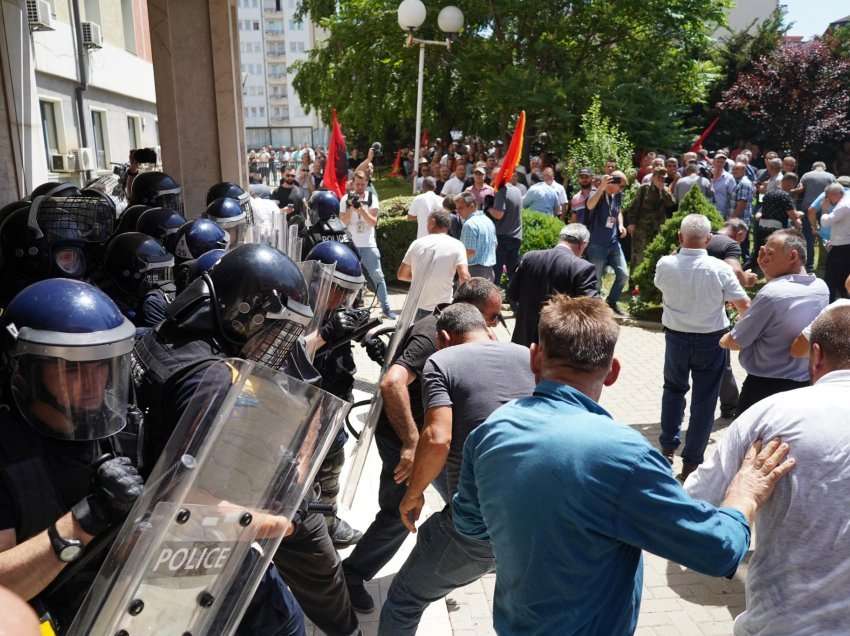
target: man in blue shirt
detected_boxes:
[452,295,795,636]
[584,172,629,314]
[522,179,560,216]
[456,191,497,281]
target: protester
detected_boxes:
[508,224,598,346]
[790,273,850,357]
[711,152,737,218]
[673,163,712,202]
[754,172,800,264]
[720,230,829,415]
[440,162,467,197]
[467,164,494,210]
[626,167,676,268]
[686,305,850,636]
[569,168,595,223]
[654,214,751,480]
[456,191,497,281]
[407,176,445,239]
[397,209,470,319]
[381,303,535,635]
[453,294,794,636]
[819,188,850,301]
[585,172,629,314]
[759,156,784,195]
[522,175,560,215]
[341,279,502,612]
[272,167,307,217]
[340,170,396,318]
[794,161,835,272]
[488,173,524,287]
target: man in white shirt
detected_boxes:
[398,209,470,320]
[340,170,395,318]
[440,162,467,197]
[407,177,445,239]
[686,304,850,636]
[654,214,751,480]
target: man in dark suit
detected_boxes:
[508,223,599,346]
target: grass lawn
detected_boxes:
[373,174,413,199]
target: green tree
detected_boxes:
[631,187,723,305]
[293,0,728,151]
[565,96,635,183]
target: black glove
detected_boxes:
[363,336,387,366]
[320,308,361,346]
[72,456,145,536]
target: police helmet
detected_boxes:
[169,244,312,369]
[203,197,249,246]
[136,207,186,245]
[115,204,151,235]
[104,232,175,297]
[305,241,365,311]
[173,248,225,294]
[308,190,341,225]
[129,171,183,216]
[206,181,253,224]
[30,181,80,199]
[2,279,135,440]
[170,219,230,263]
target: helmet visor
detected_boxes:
[11,354,130,440]
[240,299,313,370]
[54,247,86,277]
[225,223,249,248]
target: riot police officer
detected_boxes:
[173,248,225,294]
[299,190,354,257]
[128,171,184,216]
[132,243,359,636]
[135,206,186,246]
[206,181,254,222]
[101,232,175,327]
[169,218,230,263]
[0,279,145,632]
[302,241,372,548]
[204,197,251,246]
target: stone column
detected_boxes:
[147,0,246,217]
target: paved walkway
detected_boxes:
[308,290,747,635]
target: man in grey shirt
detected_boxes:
[721,230,828,414]
[687,305,850,636]
[380,303,535,635]
[673,163,712,202]
[794,161,835,271]
[489,176,524,286]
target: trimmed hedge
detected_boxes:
[521,210,565,255]
[631,187,724,305]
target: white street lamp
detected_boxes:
[397,2,464,193]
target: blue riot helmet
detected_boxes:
[115,204,151,235]
[305,240,365,312]
[206,181,253,223]
[30,181,80,199]
[2,279,135,440]
[203,197,250,246]
[129,171,183,217]
[104,232,174,298]
[308,190,341,225]
[136,207,186,245]
[173,248,224,294]
[169,219,230,263]
[168,244,312,369]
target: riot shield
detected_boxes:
[300,260,337,360]
[341,249,436,508]
[287,223,302,263]
[68,359,349,636]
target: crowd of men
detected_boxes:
[0,126,849,636]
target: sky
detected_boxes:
[782,0,848,38]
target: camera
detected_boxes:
[370,142,383,158]
[348,192,362,209]
[131,147,157,165]
[611,176,622,184]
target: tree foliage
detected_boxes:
[292,0,728,151]
[632,187,723,305]
[565,96,635,183]
[717,41,850,155]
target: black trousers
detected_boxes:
[737,374,809,417]
[825,243,850,302]
[274,511,359,636]
[719,350,739,414]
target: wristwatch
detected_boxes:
[48,523,84,563]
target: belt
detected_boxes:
[664,327,729,337]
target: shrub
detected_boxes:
[521,210,564,255]
[565,96,636,184]
[381,195,415,218]
[631,187,724,305]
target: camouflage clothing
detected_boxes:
[626,183,676,268]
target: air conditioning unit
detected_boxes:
[81,21,103,49]
[50,153,76,173]
[26,0,54,32]
[73,147,96,171]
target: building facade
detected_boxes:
[236,0,325,150]
[2,0,159,192]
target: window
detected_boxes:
[121,0,136,54]
[39,100,59,166]
[90,110,108,170]
[250,107,258,117]
[127,115,140,149]
[289,41,296,52]
[253,21,260,30]
[289,20,302,31]
[258,106,265,116]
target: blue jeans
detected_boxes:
[587,242,628,306]
[659,329,726,465]
[357,246,391,313]
[378,507,494,636]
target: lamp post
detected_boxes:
[397,1,463,194]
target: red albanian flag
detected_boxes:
[491,111,526,191]
[389,149,402,177]
[323,109,348,198]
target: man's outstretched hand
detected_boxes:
[722,438,796,524]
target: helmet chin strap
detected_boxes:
[201,272,247,355]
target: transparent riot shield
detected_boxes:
[300,260,337,362]
[287,223,301,262]
[68,359,349,636]
[341,249,436,508]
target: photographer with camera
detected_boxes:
[123,148,158,198]
[585,171,629,314]
[340,171,396,319]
